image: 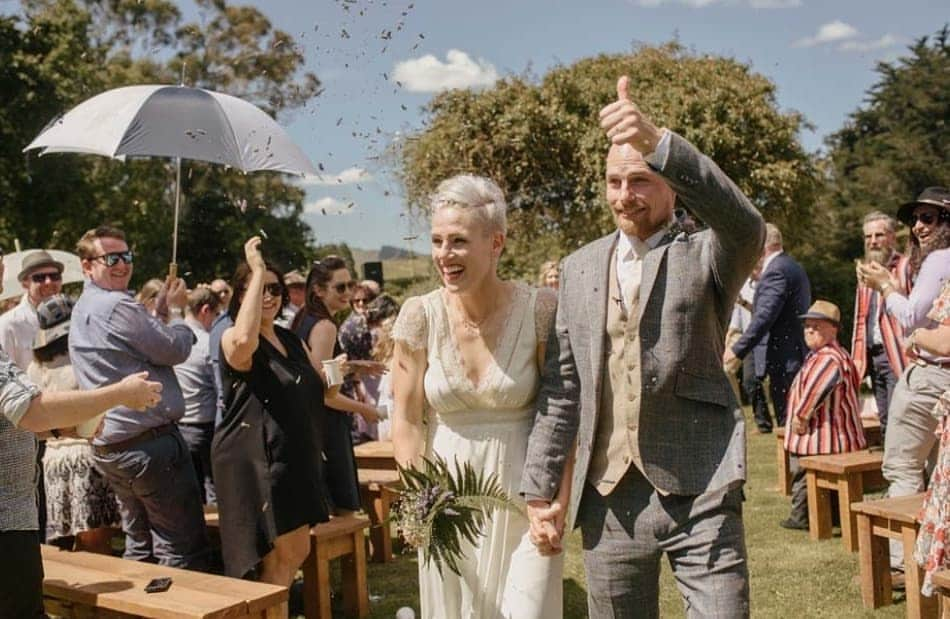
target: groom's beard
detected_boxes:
[864,247,893,266]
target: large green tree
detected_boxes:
[398,42,819,280]
[1,0,321,284]
[809,25,949,335]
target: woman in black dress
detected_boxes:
[292,256,380,514]
[212,237,329,586]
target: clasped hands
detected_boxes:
[855,260,896,294]
[526,498,566,557]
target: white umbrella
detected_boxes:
[23,84,317,274]
[1,250,83,302]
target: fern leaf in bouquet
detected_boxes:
[391,454,519,577]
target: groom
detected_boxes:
[521,76,765,618]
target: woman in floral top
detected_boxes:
[913,278,950,596]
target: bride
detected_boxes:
[391,174,569,618]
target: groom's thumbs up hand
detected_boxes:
[599,75,665,155]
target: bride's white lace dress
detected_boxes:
[393,282,563,619]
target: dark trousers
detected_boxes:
[578,467,749,618]
[742,357,771,431]
[768,367,798,428]
[0,530,46,618]
[93,429,211,570]
[867,345,897,435]
[178,422,216,505]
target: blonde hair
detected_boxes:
[537,260,559,286]
[764,223,783,250]
[430,174,507,235]
[135,279,163,306]
[373,316,397,364]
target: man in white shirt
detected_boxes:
[0,251,64,370]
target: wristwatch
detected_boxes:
[880,281,894,295]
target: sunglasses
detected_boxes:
[331,281,357,294]
[262,283,283,297]
[30,271,63,284]
[911,212,943,226]
[92,251,134,267]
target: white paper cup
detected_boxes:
[323,359,344,387]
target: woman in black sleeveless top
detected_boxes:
[212,237,329,586]
[292,256,380,514]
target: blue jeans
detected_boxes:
[93,429,211,570]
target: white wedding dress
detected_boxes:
[393,282,563,619]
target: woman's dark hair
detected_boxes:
[227,260,288,322]
[907,220,950,280]
[365,294,400,327]
[291,255,349,331]
[34,336,69,364]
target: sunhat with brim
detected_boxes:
[17,250,65,282]
[799,300,841,326]
[896,186,950,226]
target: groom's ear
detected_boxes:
[491,231,506,258]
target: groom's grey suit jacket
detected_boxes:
[521,132,765,526]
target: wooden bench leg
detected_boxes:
[903,525,938,619]
[302,535,332,619]
[807,472,833,540]
[363,485,394,563]
[838,473,864,553]
[858,513,891,608]
[341,530,370,618]
[777,439,791,496]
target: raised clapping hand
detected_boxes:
[599,75,665,154]
[117,371,163,411]
[244,236,266,273]
[856,261,895,294]
[526,498,566,556]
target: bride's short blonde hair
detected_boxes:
[430,174,507,235]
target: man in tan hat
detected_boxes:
[780,300,866,530]
[0,250,65,370]
[276,269,306,328]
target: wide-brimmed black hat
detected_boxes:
[17,250,64,281]
[896,186,950,226]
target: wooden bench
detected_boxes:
[927,569,950,616]
[205,512,370,619]
[852,494,937,618]
[358,468,402,563]
[799,449,886,552]
[354,439,397,471]
[42,544,286,618]
[775,418,882,496]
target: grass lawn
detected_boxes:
[347,408,908,618]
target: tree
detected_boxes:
[0,0,320,285]
[812,25,949,334]
[397,42,819,280]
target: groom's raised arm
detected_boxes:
[521,260,581,502]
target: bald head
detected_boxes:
[605,143,675,240]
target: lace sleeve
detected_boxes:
[392,296,428,352]
[534,287,558,344]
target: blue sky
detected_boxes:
[212,1,947,252]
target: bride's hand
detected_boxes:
[527,499,565,556]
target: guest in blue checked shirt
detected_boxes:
[69,224,211,570]
[0,252,162,619]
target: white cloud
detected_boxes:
[634,0,800,6]
[304,196,357,216]
[299,166,373,187]
[793,20,859,47]
[839,34,901,52]
[393,50,499,93]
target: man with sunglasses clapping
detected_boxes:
[0,250,65,371]
[69,225,212,571]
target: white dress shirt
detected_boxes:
[0,294,40,371]
[616,222,674,314]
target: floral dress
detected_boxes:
[914,279,950,596]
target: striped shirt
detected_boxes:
[784,341,867,456]
[851,253,912,380]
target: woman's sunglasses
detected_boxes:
[262,283,283,297]
[911,211,945,226]
[331,281,357,294]
[92,251,134,267]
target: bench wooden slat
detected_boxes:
[852,493,925,523]
[43,548,255,619]
[799,450,883,475]
[43,545,287,616]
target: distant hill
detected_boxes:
[350,245,415,265]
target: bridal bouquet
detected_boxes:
[391,454,518,576]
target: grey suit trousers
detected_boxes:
[578,466,749,619]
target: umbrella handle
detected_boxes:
[168,262,178,279]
